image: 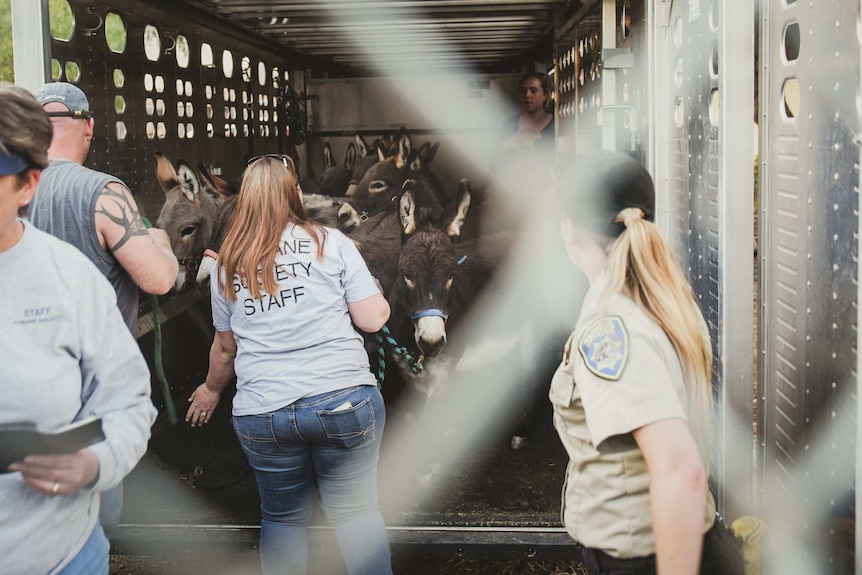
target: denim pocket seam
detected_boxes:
[317,397,376,448]
[234,413,281,455]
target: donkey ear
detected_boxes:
[423,141,440,164]
[377,143,387,163]
[399,180,419,237]
[323,142,335,168]
[198,163,236,198]
[408,149,423,172]
[395,131,412,169]
[176,161,202,204]
[354,133,368,157]
[446,179,472,239]
[345,142,357,169]
[154,151,181,194]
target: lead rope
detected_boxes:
[141,217,179,425]
[374,325,425,389]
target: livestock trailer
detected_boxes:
[8,0,859,573]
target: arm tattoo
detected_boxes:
[95,184,149,253]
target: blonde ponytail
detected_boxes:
[602,208,714,464]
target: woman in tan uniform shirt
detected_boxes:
[550,151,743,575]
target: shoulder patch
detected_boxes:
[578,316,629,380]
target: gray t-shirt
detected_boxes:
[0,221,156,575]
[30,159,139,331]
[211,224,380,416]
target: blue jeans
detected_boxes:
[233,385,392,575]
[56,524,109,575]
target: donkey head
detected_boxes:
[396,179,471,357]
[350,131,413,213]
[319,141,356,197]
[155,152,218,293]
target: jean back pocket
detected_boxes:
[317,397,376,449]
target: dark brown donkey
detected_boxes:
[384,179,511,398]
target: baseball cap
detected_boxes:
[0,145,30,176]
[33,82,93,119]
[553,151,655,238]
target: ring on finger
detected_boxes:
[51,481,60,495]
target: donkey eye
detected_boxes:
[404,276,415,289]
[180,225,197,239]
[369,181,387,194]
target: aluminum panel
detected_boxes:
[655,0,755,519]
[761,0,859,569]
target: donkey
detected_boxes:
[384,179,511,398]
[318,141,357,197]
[345,132,396,197]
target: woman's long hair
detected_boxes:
[218,157,326,301]
[602,207,714,464]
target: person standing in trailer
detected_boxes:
[28,81,177,535]
[550,151,744,575]
[0,82,156,575]
[186,155,392,575]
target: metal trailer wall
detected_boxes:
[13,0,291,225]
[649,0,755,522]
[761,0,859,571]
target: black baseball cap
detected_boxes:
[553,151,655,238]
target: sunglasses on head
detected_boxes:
[247,153,296,173]
[46,110,94,119]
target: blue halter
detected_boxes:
[410,309,449,321]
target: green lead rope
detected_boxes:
[374,325,425,389]
[141,217,178,425]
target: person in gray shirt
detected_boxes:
[186,155,392,575]
[0,83,156,575]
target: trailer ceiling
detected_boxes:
[180,0,583,74]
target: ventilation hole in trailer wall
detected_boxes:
[231,125,237,137]
[49,0,74,41]
[201,43,214,68]
[51,59,61,80]
[206,104,213,119]
[708,89,719,125]
[230,89,237,102]
[674,58,684,88]
[185,81,193,97]
[223,50,234,78]
[177,102,185,118]
[105,12,126,53]
[114,95,125,114]
[207,123,214,138]
[145,98,154,116]
[144,25,161,62]
[243,108,248,121]
[673,17,683,49]
[144,73,153,92]
[783,22,800,63]
[186,103,193,117]
[157,123,166,139]
[709,0,719,32]
[230,107,236,120]
[224,125,230,137]
[273,110,278,123]
[272,68,280,89]
[155,75,165,93]
[242,57,252,82]
[782,78,800,118]
[709,43,719,79]
[64,61,80,82]
[178,124,185,139]
[113,69,124,88]
[176,79,184,96]
[176,35,190,68]
[156,99,165,117]
[205,85,212,99]
[258,62,267,86]
[224,106,230,120]
[674,97,685,127]
[223,87,229,101]
[186,123,194,138]
[146,122,155,139]
[115,121,126,142]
